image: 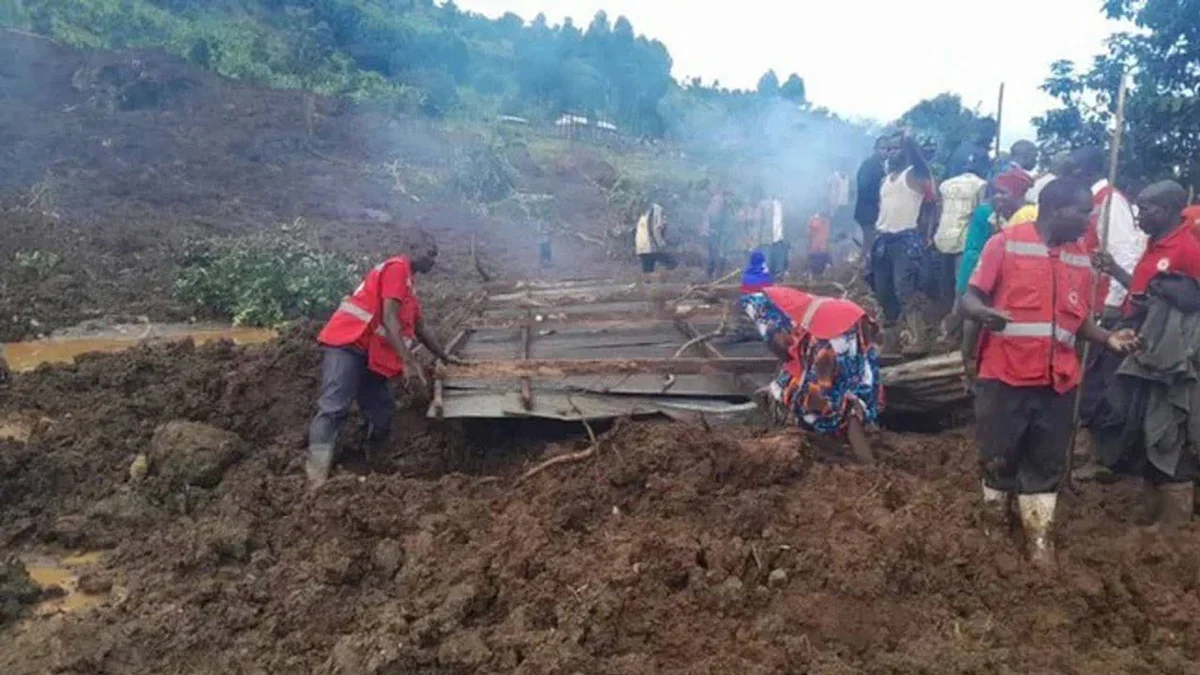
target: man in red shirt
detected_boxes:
[307,234,460,488]
[961,178,1138,565]
[1095,180,1200,308]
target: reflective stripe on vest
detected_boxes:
[336,299,374,323]
[998,322,1076,347]
[1005,241,1093,270]
[800,297,826,331]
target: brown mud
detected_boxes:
[4,29,1200,675]
[2,330,1200,674]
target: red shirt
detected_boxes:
[1125,222,1200,310]
[1184,206,1200,243]
[353,261,420,351]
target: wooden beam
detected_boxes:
[443,357,781,378]
[519,311,533,410]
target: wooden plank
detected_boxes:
[520,311,533,411]
[443,357,781,378]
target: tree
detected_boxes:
[780,73,806,104]
[898,93,996,177]
[1035,0,1200,190]
[756,70,779,97]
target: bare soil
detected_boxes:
[1,330,1199,674]
[4,30,1200,675]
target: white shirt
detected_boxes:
[828,172,850,209]
[1093,179,1145,308]
[771,200,784,243]
[635,204,665,255]
[875,167,924,234]
[1028,172,1056,205]
[934,173,987,254]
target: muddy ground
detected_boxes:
[2,329,1200,674]
[5,29,1200,675]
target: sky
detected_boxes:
[457,0,1125,144]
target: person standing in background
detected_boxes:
[871,134,933,352]
[828,168,851,228]
[635,200,672,278]
[1028,151,1069,206]
[767,197,789,278]
[855,136,891,257]
[807,211,832,276]
[934,166,989,324]
[703,189,734,279]
[1070,147,1152,470]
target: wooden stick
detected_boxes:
[519,312,533,411]
[672,314,728,358]
[471,234,491,282]
[994,83,1006,160]
[1064,72,1130,493]
[517,412,622,484]
[433,366,445,419]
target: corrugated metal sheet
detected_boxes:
[432,280,774,420]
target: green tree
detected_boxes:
[780,73,806,104]
[1035,0,1200,190]
[756,70,780,97]
[899,93,996,176]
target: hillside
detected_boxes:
[0,29,717,340]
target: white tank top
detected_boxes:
[875,167,923,234]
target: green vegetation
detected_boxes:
[1035,0,1200,189]
[0,0,815,140]
[175,221,364,327]
[12,250,61,280]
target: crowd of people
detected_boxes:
[730,135,1200,565]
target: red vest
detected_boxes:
[978,223,1094,393]
[317,257,413,378]
[763,286,866,340]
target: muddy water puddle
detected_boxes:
[3,323,275,372]
[22,551,119,616]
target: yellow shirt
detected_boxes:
[1005,204,1039,228]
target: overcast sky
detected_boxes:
[457,0,1124,144]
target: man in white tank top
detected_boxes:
[869,134,934,351]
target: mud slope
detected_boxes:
[2,332,1199,674]
[0,31,639,340]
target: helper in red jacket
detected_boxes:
[961,178,1139,566]
[1093,180,1200,313]
[306,233,460,488]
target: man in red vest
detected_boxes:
[961,178,1139,565]
[306,233,460,488]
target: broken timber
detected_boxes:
[431,278,970,421]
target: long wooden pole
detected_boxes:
[994,83,1005,160]
[1063,72,1130,492]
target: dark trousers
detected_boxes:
[706,235,728,279]
[975,380,1074,494]
[807,252,831,276]
[308,346,395,450]
[769,240,791,276]
[934,252,960,310]
[870,230,923,323]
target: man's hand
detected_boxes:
[402,361,428,387]
[1105,328,1141,354]
[1091,251,1118,276]
[962,357,978,393]
[442,354,468,366]
[976,307,1011,332]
